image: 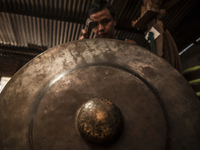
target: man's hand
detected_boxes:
[125,39,137,44]
[79,29,89,40]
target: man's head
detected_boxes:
[88,0,117,39]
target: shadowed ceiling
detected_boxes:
[0,0,199,76]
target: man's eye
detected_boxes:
[104,20,110,23]
[101,19,110,25]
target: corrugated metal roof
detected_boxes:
[0,0,146,50]
[162,0,195,32]
[0,0,199,56]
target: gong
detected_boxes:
[0,39,200,150]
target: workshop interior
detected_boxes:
[0,0,199,94]
[0,0,200,150]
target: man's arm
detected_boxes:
[79,29,89,40]
[125,39,137,44]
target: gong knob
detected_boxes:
[77,98,123,144]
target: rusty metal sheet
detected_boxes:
[0,38,200,150]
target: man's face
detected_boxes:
[90,8,116,38]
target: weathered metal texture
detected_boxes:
[77,98,123,144]
[0,39,200,150]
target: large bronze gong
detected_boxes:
[0,39,200,150]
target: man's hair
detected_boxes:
[88,0,115,18]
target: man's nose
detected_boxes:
[98,23,104,31]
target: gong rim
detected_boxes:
[0,38,200,150]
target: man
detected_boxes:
[79,0,136,44]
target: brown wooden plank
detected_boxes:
[154,21,164,57]
[162,31,171,64]
[164,30,175,67]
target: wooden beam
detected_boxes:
[0,46,42,56]
[0,52,35,61]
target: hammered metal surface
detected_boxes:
[0,38,200,150]
[32,66,166,150]
[77,98,123,144]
